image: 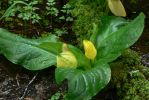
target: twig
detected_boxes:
[16,74,20,87]
[19,73,38,100]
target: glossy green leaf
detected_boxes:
[90,16,128,45]
[91,13,145,63]
[55,63,111,100]
[37,42,62,55]
[0,28,59,70]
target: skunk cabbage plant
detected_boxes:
[0,13,145,100]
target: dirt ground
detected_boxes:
[0,55,68,100]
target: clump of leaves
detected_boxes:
[0,0,41,24]
[54,28,68,37]
[0,13,145,100]
[0,0,74,37]
[46,0,59,29]
[59,4,73,22]
[46,0,59,16]
[18,1,41,24]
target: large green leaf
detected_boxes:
[55,63,111,100]
[90,15,128,46]
[0,28,60,70]
[91,13,145,63]
[37,42,62,55]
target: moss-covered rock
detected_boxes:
[111,49,149,100]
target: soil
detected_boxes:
[132,26,149,54]
[0,55,67,100]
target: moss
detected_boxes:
[111,49,149,100]
[69,0,106,42]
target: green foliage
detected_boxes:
[49,91,65,100]
[50,92,61,100]
[0,0,73,35]
[0,1,28,20]
[0,28,59,70]
[59,4,73,22]
[69,0,107,41]
[91,13,144,63]
[56,13,145,100]
[54,28,68,36]
[121,49,141,66]
[0,0,41,23]
[111,49,149,100]
[46,0,59,16]
[18,1,41,23]
[0,13,145,100]
[56,63,111,100]
[45,0,60,31]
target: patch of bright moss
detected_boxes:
[111,49,149,100]
[69,0,106,42]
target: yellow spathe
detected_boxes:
[83,40,97,60]
[108,0,126,17]
[57,44,77,68]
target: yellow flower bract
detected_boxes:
[108,0,126,17]
[57,44,77,68]
[83,40,97,60]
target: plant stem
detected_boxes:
[104,0,109,15]
[83,59,93,70]
[50,15,52,29]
